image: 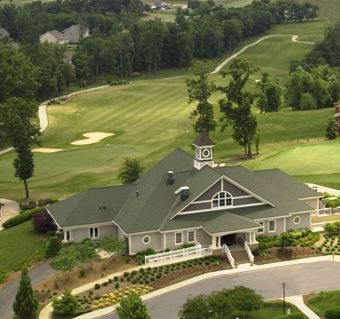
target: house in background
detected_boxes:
[335,101,340,133]
[47,132,320,260]
[39,30,69,45]
[62,24,89,44]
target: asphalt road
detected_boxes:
[103,261,340,319]
[0,261,56,319]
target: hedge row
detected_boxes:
[2,207,46,229]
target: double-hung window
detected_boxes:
[175,232,183,245]
[90,227,99,239]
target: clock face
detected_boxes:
[202,148,211,158]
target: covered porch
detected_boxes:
[211,230,258,250]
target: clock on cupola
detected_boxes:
[193,131,214,170]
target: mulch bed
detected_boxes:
[255,247,321,264]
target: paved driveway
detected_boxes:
[0,262,56,319]
[0,198,19,231]
[103,261,340,319]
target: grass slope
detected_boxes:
[0,222,48,273]
[307,290,340,317]
[0,17,338,199]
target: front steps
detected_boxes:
[231,249,251,265]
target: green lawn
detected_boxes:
[252,301,307,318]
[0,222,48,273]
[307,290,340,317]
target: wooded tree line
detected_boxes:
[286,23,340,110]
[0,0,318,93]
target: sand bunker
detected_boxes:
[71,132,115,146]
[33,148,63,153]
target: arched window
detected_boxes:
[212,191,233,208]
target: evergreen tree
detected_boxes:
[52,290,78,315]
[13,268,39,319]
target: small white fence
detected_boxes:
[223,244,235,268]
[318,208,340,216]
[145,243,212,264]
[244,241,254,264]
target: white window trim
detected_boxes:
[257,221,264,234]
[293,216,301,225]
[142,235,151,245]
[268,220,276,233]
[211,191,233,209]
[187,230,196,243]
[89,227,99,239]
[175,232,183,245]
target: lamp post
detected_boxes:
[282,282,286,315]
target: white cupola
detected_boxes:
[193,131,214,170]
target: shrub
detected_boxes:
[0,271,8,284]
[20,201,37,210]
[114,276,119,281]
[115,283,119,289]
[325,222,340,235]
[32,211,57,233]
[79,268,86,278]
[38,198,57,206]
[124,272,129,277]
[135,249,156,264]
[325,307,340,319]
[102,282,108,287]
[94,284,100,290]
[2,207,45,229]
[52,290,78,315]
[45,236,62,258]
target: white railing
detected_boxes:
[145,243,212,264]
[244,241,254,264]
[223,244,235,268]
[318,207,340,216]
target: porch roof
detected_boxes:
[161,209,260,234]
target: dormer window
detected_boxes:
[212,191,232,208]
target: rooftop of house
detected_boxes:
[48,136,319,234]
[41,30,68,40]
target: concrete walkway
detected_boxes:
[39,256,333,319]
[0,198,20,231]
[286,295,320,319]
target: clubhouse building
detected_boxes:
[47,132,320,255]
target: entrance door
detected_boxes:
[221,234,236,246]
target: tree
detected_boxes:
[256,72,282,112]
[52,290,78,315]
[79,239,100,268]
[13,268,39,319]
[207,290,234,319]
[300,93,317,110]
[117,292,151,319]
[50,245,80,275]
[179,295,212,319]
[326,117,338,140]
[45,236,62,258]
[118,158,144,184]
[219,58,258,158]
[279,232,294,250]
[0,97,40,199]
[230,286,263,319]
[32,211,57,233]
[186,61,216,133]
[100,235,126,256]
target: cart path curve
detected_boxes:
[0,34,315,156]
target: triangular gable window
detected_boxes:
[212,191,233,208]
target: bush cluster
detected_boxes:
[108,80,130,86]
[325,198,340,209]
[2,206,46,229]
[325,222,340,235]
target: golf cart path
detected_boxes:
[0,34,315,157]
[0,198,20,231]
[210,34,315,74]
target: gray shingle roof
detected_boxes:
[47,148,319,233]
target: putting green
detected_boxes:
[249,141,340,176]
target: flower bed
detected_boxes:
[315,234,340,254]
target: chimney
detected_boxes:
[167,171,174,185]
[174,186,190,201]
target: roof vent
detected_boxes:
[174,186,190,201]
[167,171,174,185]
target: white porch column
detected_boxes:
[212,235,216,248]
